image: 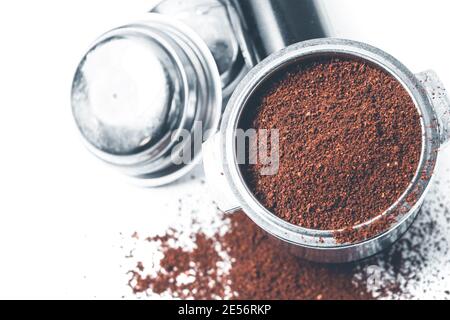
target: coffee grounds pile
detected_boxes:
[241,57,422,234]
[220,212,373,300]
[128,198,450,299]
[129,211,373,300]
[130,232,230,299]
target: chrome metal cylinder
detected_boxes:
[71,0,248,186]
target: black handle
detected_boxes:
[231,0,329,63]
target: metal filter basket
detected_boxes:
[203,38,450,263]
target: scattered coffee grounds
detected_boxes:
[129,211,373,300]
[240,57,422,236]
[363,202,450,299]
[131,233,229,299]
[220,212,374,300]
[128,202,450,299]
[126,161,450,300]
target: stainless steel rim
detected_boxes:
[220,39,440,253]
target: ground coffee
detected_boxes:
[128,206,449,299]
[241,57,422,235]
[129,211,374,299]
[220,212,373,300]
[127,161,450,300]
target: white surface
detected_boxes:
[0,0,449,299]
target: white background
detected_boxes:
[0,0,449,299]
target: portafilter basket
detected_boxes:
[203,38,450,263]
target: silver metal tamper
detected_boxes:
[71,0,248,186]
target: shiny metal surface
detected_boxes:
[71,0,254,186]
[229,0,330,64]
[72,14,222,186]
[72,30,182,156]
[152,0,247,100]
[204,39,449,263]
[416,70,450,146]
